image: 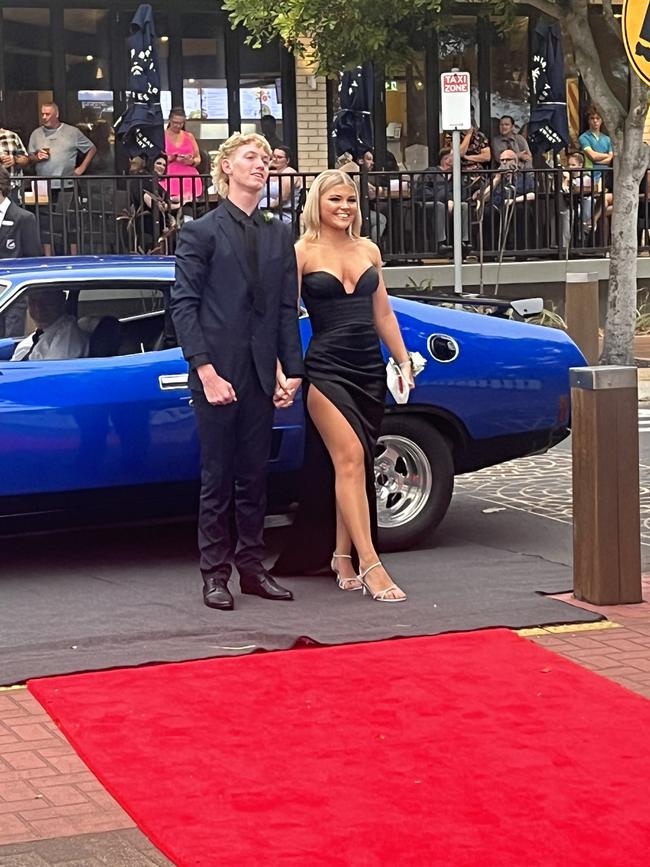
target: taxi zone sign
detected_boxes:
[441,71,471,130]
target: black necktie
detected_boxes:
[243,218,265,316]
[22,329,43,360]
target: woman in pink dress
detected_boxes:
[163,107,203,205]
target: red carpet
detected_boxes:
[29,629,650,867]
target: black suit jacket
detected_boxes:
[0,201,41,259]
[171,204,304,395]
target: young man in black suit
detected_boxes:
[0,166,41,259]
[171,134,304,610]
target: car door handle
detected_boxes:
[159,373,189,390]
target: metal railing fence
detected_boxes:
[8,167,644,262]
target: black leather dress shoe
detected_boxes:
[203,576,234,610]
[240,571,294,601]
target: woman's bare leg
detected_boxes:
[308,386,405,599]
[334,503,358,584]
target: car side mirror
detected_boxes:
[511,297,544,319]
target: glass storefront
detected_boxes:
[181,13,228,159]
[64,9,113,172]
[0,1,295,172]
[1,7,53,146]
[489,16,529,139]
[385,51,428,170]
[239,40,284,142]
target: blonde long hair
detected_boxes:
[301,169,362,241]
[212,132,272,198]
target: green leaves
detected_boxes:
[222,0,444,75]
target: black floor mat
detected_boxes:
[0,513,600,685]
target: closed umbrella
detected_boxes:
[114,3,164,158]
[331,63,374,160]
[528,23,569,155]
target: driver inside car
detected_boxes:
[11,289,89,361]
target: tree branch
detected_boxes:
[561,1,626,131]
[524,0,560,18]
[602,0,623,44]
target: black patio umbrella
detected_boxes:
[331,63,374,160]
[528,23,569,155]
[114,3,165,159]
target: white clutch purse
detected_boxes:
[386,352,427,404]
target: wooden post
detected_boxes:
[571,366,642,605]
[565,272,599,365]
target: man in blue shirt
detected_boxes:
[579,111,613,186]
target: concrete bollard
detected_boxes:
[565,272,599,365]
[570,366,642,605]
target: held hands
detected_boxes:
[197,364,237,405]
[274,362,301,408]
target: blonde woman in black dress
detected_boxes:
[276,169,414,601]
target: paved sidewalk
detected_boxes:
[1,576,649,866]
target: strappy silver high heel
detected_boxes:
[358,561,406,602]
[331,553,362,591]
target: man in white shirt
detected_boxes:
[11,289,89,361]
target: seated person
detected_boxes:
[478,149,535,249]
[357,150,388,241]
[335,151,387,243]
[412,148,470,252]
[11,289,89,361]
[561,151,594,243]
[129,153,177,251]
[258,144,302,223]
[491,115,532,170]
[480,150,535,207]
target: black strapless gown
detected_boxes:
[272,265,386,575]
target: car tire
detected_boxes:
[375,415,454,552]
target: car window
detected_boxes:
[77,285,166,320]
[0,280,174,359]
[77,283,172,356]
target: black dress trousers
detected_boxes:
[191,359,274,581]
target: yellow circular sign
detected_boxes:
[623,0,650,86]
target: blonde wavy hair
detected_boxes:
[302,169,362,241]
[212,132,272,198]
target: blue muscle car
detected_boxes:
[0,256,585,548]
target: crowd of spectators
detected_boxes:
[0,98,645,261]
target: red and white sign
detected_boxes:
[441,71,471,130]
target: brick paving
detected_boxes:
[0,689,172,864]
[1,576,649,865]
[525,574,650,701]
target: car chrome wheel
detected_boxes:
[375,434,433,529]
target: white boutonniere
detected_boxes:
[261,210,275,223]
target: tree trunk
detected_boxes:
[602,104,650,364]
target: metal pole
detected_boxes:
[570,365,642,605]
[452,127,462,295]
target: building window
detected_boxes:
[181,13,228,159]
[64,9,113,173]
[385,53,428,171]
[239,40,284,143]
[489,17,530,140]
[2,7,53,145]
